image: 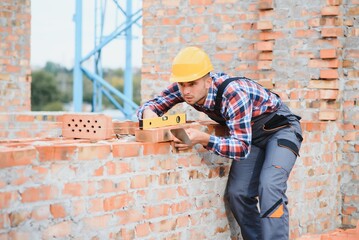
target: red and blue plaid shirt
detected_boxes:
[137,72,281,160]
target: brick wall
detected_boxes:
[141,0,359,234]
[0,137,236,239]
[0,0,31,112]
[0,112,62,139]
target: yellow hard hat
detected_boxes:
[170,46,214,82]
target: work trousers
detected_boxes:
[226,104,303,240]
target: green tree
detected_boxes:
[31,70,62,111]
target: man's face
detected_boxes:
[177,75,212,105]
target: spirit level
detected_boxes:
[139,113,186,130]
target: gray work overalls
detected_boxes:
[205,78,303,240]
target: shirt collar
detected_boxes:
[193,72,229,111]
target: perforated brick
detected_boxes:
[62,114,114,140]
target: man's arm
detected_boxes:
[142,108,158,119]
[137,82,184,119]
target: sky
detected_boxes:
[30,0,143,69]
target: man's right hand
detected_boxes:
[142,108,158,119]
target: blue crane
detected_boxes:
[73,0,142,119]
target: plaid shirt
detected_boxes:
[137,72,282,160]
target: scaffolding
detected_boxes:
[73,0,142,119]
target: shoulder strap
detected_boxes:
[214,77,240,112]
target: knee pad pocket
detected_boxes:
[277,139,300,157]
[261,199,284,218]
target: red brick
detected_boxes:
[321,28,344,38]
[258,0,273,10]
[135,223,151,238]
[171,200,192,214]
[309,59,339,68]
[113,142,141,158]
[0,147,36,168]
[257,21,273,30]
[257,60,272,70]
[103,194,134,211]
[77,143,110,161]
[142,142,171,155]
[348,6,359,16]
[62,114,114,140]
[88,198,104,212]
[321,6,340,16]
[320,89,339,100]
[295,29,319,38]
[214,53,233,62]
[6,65,21,73]
[308,80,339,89]
[130,175,150,188]
[135,127,174,143]
[36,145,77,162]
[320,49,337,59]
[319,110,338,120]
[62,183,83,197]
[150,218,177,233]
[255,41,273,51]
[257,79,274,89]
[145,204,171,218]
[50,204,66,218]
[189,0,212,6]
[106,161,132,175]
[259,31,284,40]
[116,209,144,224]
[15,115,34,122]
[320,69,339,79]
[326,0,342,5]
[259,52,273,60]
[21,186,58,203]
[113,121,138,135]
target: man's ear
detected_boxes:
[205,74,212,88]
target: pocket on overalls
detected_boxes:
[262,114,290,132]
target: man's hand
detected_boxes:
[142,108,158,119]
[173,128,210,151]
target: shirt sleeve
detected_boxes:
[206,89,253,160]
[136,83,184,120]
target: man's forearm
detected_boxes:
[142,108,158,119]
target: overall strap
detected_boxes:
[214,77,241,112]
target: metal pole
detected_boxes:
[124,0,133,118]
[73,0,83,112]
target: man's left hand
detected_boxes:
[173,128,210,151]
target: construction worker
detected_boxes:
[137,46,303,240]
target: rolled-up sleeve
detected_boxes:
[136,83,184,120]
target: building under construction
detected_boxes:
[0,0,358,239]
